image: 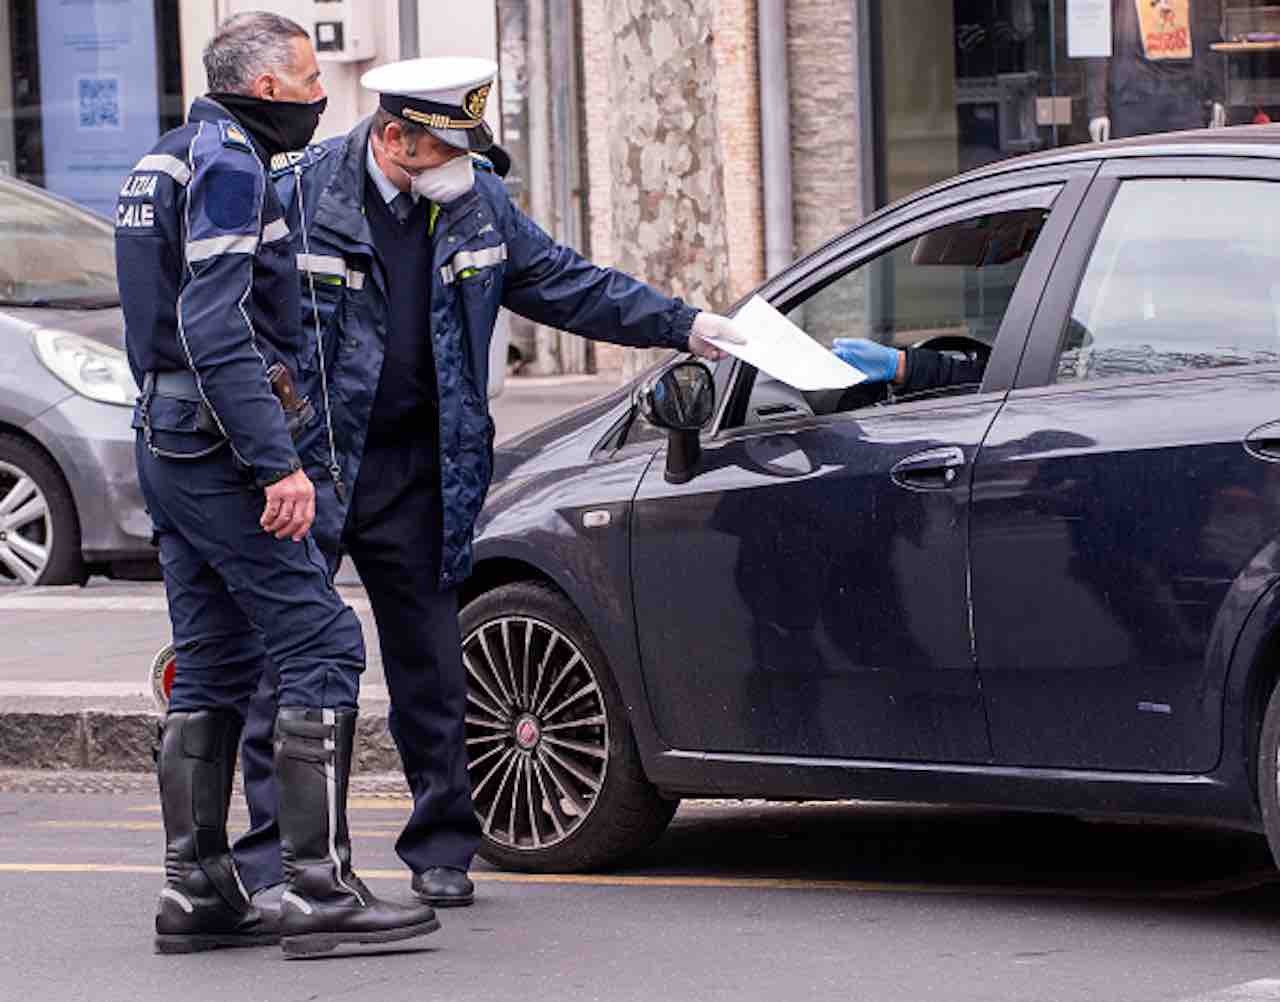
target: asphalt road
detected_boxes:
[2,785,1280,1002]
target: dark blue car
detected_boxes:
[460,126,1280,874]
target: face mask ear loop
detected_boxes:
[294,165,345,502]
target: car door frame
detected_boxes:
[967,151,1280,807]
[636,161,1101,799]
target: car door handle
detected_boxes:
[1245,421,1280,462]
[890,446,966,490]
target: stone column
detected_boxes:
[607,0,732,382]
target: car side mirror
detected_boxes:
[639,360,715,484]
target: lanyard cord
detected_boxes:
[293,166,345,501]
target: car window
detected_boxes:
[0,182,118,307]
[1057,179,1280,384]
[737,187,1059,426]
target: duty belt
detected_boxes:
[143,370,201,401]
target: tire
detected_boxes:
[1259,681,1280,869]
[0,434,83,586]
[461,581,678,872]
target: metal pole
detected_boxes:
[758,0,794,275]
[526,0,560,374]
[398,0,419,59]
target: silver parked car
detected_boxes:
[0,175,154,584]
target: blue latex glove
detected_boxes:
[831,338,901,383]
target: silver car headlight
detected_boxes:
[32,329,139,407]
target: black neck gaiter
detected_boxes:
[208,93,327,158]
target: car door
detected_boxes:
[970,157,1280,773]
[629,167,1093,762]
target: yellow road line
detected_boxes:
[34,821,399,837]
[0,862,1272,902]
[126,798,414,813]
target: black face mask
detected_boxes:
[209,93,328,158]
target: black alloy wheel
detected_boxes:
[461,581,678,872]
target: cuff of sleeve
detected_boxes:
[255,455,302,489]
[901,348,934,393]
[666,301,698,352]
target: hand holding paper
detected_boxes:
[690,312,745,362]
[693,295,866,391]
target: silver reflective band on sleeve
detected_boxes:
[297,253,365,289]
[297,253,346,276]
[262,218,290,243]
[186,233,259,262]
[134,154,191,186]
[439,243,508,285]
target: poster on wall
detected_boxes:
[37,0,160,217]
[1068,0,1113,58]
[1135,0,1193,61]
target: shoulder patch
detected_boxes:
[219,120,254,152]
[203,167,258,230]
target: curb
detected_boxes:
[0,701,403,773]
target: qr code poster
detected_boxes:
[77,75,123,130]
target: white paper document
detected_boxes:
[700,295,867,392]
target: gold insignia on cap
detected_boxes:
[464,83,491,122]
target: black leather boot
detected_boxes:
[154,710,278,954]
[275,707,440,956]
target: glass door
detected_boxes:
[869,0,1234,207]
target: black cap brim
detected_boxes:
[427,119,494,153]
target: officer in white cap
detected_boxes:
[233,57,740,914]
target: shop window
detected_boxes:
[1057,178,1280,383]
[3,0,182,216]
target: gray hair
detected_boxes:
[203,12,308,94]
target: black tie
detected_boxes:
[391,192,414,224]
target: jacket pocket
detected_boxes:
[132,394,228,460]
[297,254,366,375]
[455,264,503,400]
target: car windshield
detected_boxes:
[0,181,119,308]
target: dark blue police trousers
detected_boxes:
[136,438,364,715]
[233,439,480,893]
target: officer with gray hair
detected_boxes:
[116,12,437,956]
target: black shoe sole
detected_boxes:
[154,932,280,954]
[281,917,441,957]
[414,892,474,908]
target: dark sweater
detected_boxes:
[363,175,438,447]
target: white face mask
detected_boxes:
[410,153,475,204]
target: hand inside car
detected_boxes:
[832,338,905,384]
[689,311,745,362]
[261,469,316,541]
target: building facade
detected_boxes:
[2,1,1268,376]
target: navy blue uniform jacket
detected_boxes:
[115,97,302,485]
[274,117,700,588]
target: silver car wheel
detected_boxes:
[0,460,53,585]
[464,615,610,852]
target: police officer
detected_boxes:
[230,58,738,911]
[116,13,437,955]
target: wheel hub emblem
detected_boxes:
[514,714,541,751]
